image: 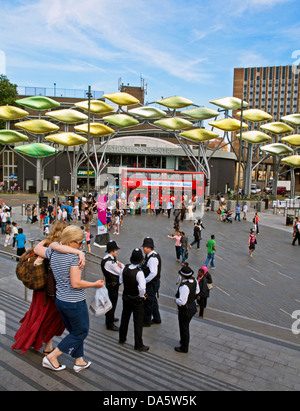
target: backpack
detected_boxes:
[16,247,47,291]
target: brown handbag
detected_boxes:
[16,248,47,291]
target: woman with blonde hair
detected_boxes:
[34,225,104,373]
[12,220,69,355]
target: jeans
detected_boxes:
[235,213,240,221]
[175,246,182,260]
[1,222,7,235]
[55,299,89,359]
[190,236,200,248]
[204,253,215,268]
[181,248,187,263]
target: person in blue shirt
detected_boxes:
[235,204,241,222]
[16,228,26,259]
[66,202,73,222]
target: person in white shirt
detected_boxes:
[62,209,67,221]
[141,237,162,326]
[166,201,173,218]
[243,202,248,220]
[101,240,124,331]
[1,210,8,234]
[119,248,148,352]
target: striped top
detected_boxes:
[45,248,85,303]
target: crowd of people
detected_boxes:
[2,190,299,375]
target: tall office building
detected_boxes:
[234,65,300,132]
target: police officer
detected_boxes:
[175,266,199,353]
[141,237,162,327]
[101,240,124,331]
[119,248,149,352]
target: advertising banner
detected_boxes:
[97,195,107,235]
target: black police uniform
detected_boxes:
[119,249,148,351]
[101,241,122,331]
[175,268,198,353]
[141,245,162,326]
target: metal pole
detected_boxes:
[236,104,244,205]
[87,86,92,199]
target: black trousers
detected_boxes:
[119,295,144,349]
[292,232,300,245]
[144,280,161,325]
[177,302,197,353]
[198,298,207,317]
[105,284,119,328]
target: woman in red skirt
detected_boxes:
[12,221,68,355]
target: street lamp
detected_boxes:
[86,86,92,200]
[53,175,60,220]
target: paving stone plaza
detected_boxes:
[0,194,299,392]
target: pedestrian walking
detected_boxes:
[190,220,205,249]
[11,222,18,249]
[196,266,213,318]
[26,204,32,224]
[113,211,120,235]
[204,235,216,270]
[243,202,248,220]
[85,224,91,253]
[216,206,222,222]
[180,232,189,264]
[15,228,26,259]
[31,205,38,224]
[101,240,124,331]
[0,208,8,234]
[4,221,12,247]
[235,204,241,221]
[172,213,180,235]
[166,200,173,218]
[34,225,104,372]
[40,207,46,228]
[248,228,257,257]
[174,266,199,353]
[141,237,162,327]
[12,221,68,355]
[167,231,182,262]
[119,248,149,352]
[253,212,261,234]
[292,217,300,246]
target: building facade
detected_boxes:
[233,65,300,192]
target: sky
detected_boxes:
[0,0,300,108]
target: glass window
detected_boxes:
[106,154,121,167]
[146,156,161,169]
[122,155,137,167]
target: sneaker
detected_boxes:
[210,267,216,270]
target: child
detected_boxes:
[16,228,26,260]
[4,221,12,247]
[85,224,91,253]
[113,211,120,235]
[43,212,50,236]
[80,225,87,250]
[11,222,18,249]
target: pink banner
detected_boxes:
[97,195,107,235]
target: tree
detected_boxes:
[0,75,18,129]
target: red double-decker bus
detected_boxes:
[121,168,205,207]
